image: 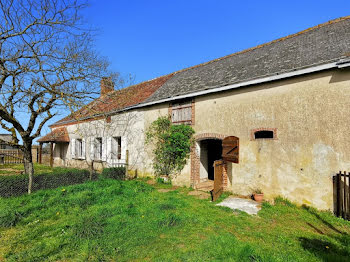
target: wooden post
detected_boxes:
[50,142,53,167]
[348,173,350,220]
[345,172,349,220]
[39,143,43,164]
[336,172,341,217]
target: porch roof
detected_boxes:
[37,127,69,143]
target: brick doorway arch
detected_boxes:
[190,133,228,189]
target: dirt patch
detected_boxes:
[157,188,176,193]
[188,190,210,199]
[146,180,156,185]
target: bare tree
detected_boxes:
[0,0,114,193]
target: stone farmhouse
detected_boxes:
[0,134,16,149]
[38,17,350,210]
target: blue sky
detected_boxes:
[5,0,350,140]
[84,0,350,83]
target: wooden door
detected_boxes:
[222,136,239,163]
[211,160,225,201]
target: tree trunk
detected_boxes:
[89,160,94,180]
[23,141,34,194]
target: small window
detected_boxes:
[111,137,122,160]
[75,139,83,158]
[171,99,192,125]
[94,137,103,160]
[254,130,275,139]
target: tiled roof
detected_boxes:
[51,16,350,127]
[145,16,350,102]
[51,73,174,127]
[37,127,70,143]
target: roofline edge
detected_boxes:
[128,61,339,109]
[50,61,339,127]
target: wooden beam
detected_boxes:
[39,143,43,164]
[50,142,53,167]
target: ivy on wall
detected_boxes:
[146,116,195,179]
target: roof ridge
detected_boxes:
[170,16,350,74]
[99,16,350,93]
[71,72,176,115]
[102,72,176,97]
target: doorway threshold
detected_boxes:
[195,180,214,192]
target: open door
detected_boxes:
[222,136,239,163]
[211,160,225,201]
[211,136,239,201]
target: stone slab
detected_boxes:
[216,197,261,215]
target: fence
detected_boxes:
[0,148,52,166]
[333,171,350,220]
[0,149,23,164]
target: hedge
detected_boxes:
[0,168,96,197]
[101,167,126,180]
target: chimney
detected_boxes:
[100,77,114,96]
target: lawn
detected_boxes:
[0,164,62,176]
[0,179,349,262]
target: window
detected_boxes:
[253,129,276,140]
[94,137,103,160]
[171,99,192,125]
[111,137,122,160]
[60,144,66,159]
[75,139,83,158]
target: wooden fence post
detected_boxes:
[348,173,350,220]
[336,172,341,217]
[344,171,348,219]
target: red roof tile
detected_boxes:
[37,127,70,143]
[51,73,174,127]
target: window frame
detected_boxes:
[111,136,122,160]
[251,128,277,140]
[171,99,193,125]
[94,137,103,160]
[76,138,83,158]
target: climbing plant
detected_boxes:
[146,116,195,179]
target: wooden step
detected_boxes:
[195,180,214,192]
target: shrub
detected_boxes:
[101,167,126,180]
[146,116,195,179]
[0,168,95,197]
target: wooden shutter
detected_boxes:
[71,138,76,159]
[106,137,112,161]
[171,100,192,124]
[76,139,81,158]
[222,136,239,163]
[121,136,127,160]
[81,138,86,159]
[90,137,95,160]
[101,137,107,161]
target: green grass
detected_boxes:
[0,179,349,261]
[0,164,62,176]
